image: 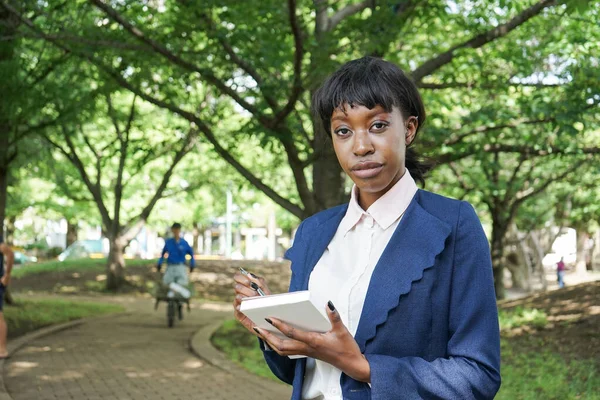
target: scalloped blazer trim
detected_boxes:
[295,190,452,351]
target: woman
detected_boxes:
[234,57,501,400]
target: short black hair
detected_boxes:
[171,223,182,229]
[312,56,432,185]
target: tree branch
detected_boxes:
[105,94,122,137]
[8,1,306,218]
[46,127,112,228]
[196,11,278,106]
[443,116,555,147]
[504,154,527,202]
[328,0,371,31]
[419,81,563,90]
[9,32,149,52]
[123,94,136,139]
[411,0,557,82]
[27,52,70,87]
[123,128,197,236]
[88,0,264,120]
[313,0,329,36]
[279,130,316,214]
[436,143,600,165]
[447,162,474,198]
[509,157,588,219]
[112,96,136,237]
[273,0,305,125]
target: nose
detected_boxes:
[353,129,374,157]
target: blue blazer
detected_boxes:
[262,190,501,399]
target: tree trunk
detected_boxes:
[192,222,200,253]
[491,222,507,300]
[310,117,346,214]
[528,232,548,291]
[508,247,530,291]
[0,166,7,238]
[575,229,589,274]
[505,226,530,291]
[586,238,595,271]
[66,219,78,247]
[106,236,126,291]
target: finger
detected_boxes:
[233,273,253,287]
[233,293,255,311]
[244,273,271,295]
[254,327,307,356]
[326,301,344,330]
[266,317,314,344]
[248,272,264,285]
[234,283,257,298]
[233,309,256,331]
[233,294,243,309]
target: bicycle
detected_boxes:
[154,279,192,328]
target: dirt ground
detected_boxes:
[11,259,292,302]
[499,280,600,363]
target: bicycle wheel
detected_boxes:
[167,300,175,328]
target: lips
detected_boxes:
[351,161,384,179]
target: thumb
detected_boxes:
[325,300,344,331]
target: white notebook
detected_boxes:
[240,290,331,358]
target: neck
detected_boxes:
[357,167,405,210]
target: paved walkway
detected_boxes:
[3,297,291,400]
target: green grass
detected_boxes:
[4,298,125,339]
[211,319,278,381]
[498,306,548,330]
[497,339,599,400]
[12,258,152,279]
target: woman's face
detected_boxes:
[330,104,417,209]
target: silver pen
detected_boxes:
[250,282,266,296]
[239,267,266,296]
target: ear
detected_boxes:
[405,116,419,146]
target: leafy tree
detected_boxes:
[44,92,198,290]
[0,0,78,234]
[9,0,596,217]
[4,0,599,297]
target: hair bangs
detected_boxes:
[313,59,400,133]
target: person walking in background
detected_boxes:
[0,235,15,359]
[557,257,566,288]
[157,223,195,287]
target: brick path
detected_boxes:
[3,298,291,400]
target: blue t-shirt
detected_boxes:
[157,237,195,270]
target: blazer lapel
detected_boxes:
[353,192,452,352]
[300,205,348,290]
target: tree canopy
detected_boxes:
[1,0,598,296]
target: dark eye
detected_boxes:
[371,122,388,131]
[334,128,351,137]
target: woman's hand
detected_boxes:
[255,301,371,383]
[232,271,272,334]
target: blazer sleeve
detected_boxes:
[365,201,501,400]
[260,220,307,385]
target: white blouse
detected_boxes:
[302,171,418,400]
